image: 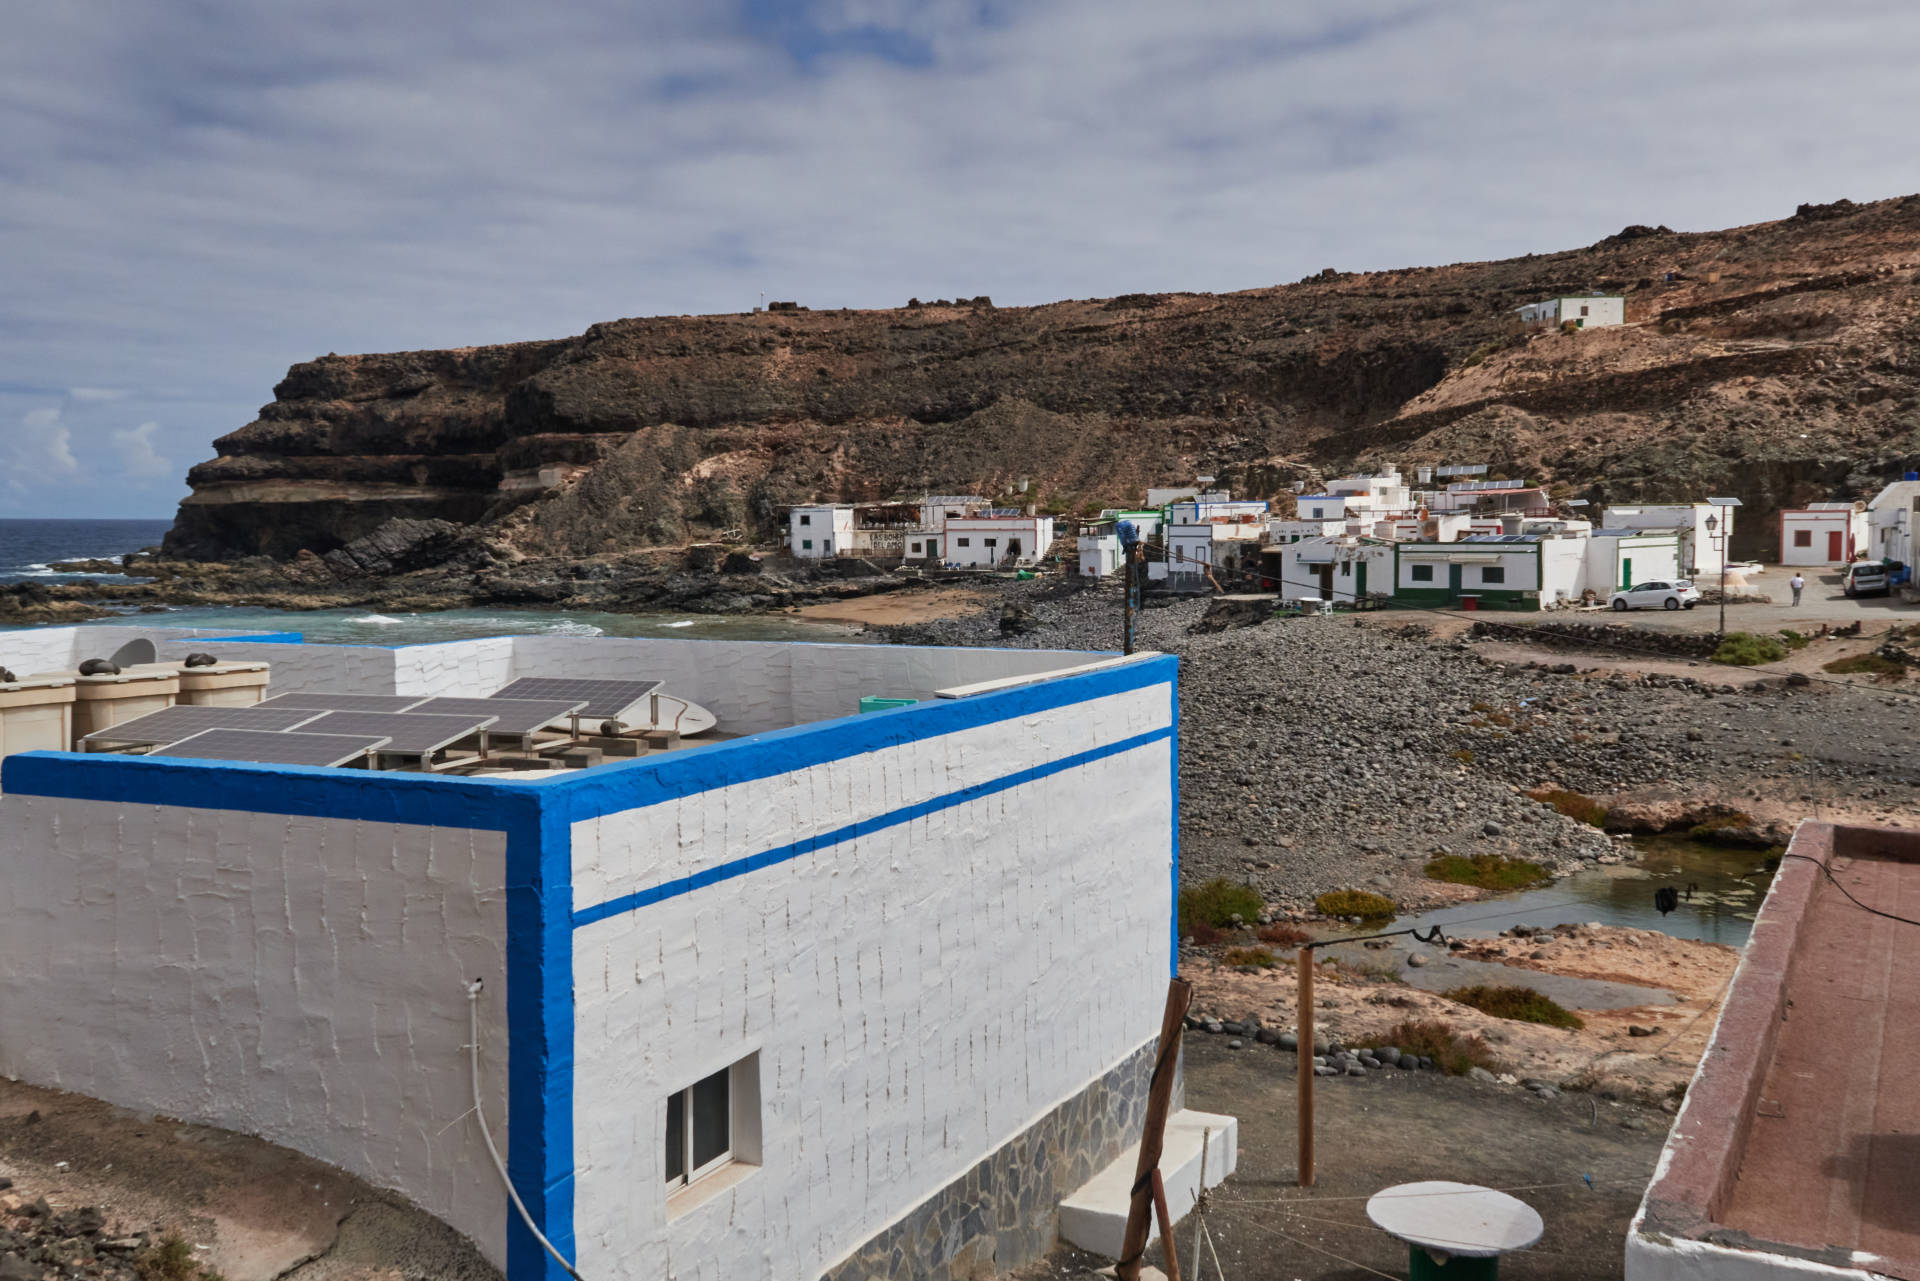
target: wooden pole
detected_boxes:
[1149,1169,1183,1281]
[1116,977,1192,1281]
[1123,543,1139,655]
[1190,1128,1211,1281]
[1297,944,1315,1188]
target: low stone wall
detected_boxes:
[1469,619,1720,659]
[819,1039,1167,1281]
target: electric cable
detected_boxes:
[468,980,586,1281]
[1779,852,1920,927]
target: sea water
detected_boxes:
[0,518,867,645]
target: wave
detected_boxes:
[661,620,697,628]
[348,614,405,625]
[544,620,606,636]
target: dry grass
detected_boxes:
[1424,854,1549,890]
[1527,785,1608,828]
[1314,890,1397,920]
[1444,984,1585,1029]
[1221,946,1281,969]
[1257,922,1312,947]
[1379,1019,1502,1076]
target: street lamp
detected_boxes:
[1705,514,1724,635]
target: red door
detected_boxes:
[1828,530,1843,562]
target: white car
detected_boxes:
[1609,580,1701,611]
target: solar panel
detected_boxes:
[257,692,431,713]
[149,729,390,767]
[82,704,328,746]
[490,678,662,720]
[402,697,588,735]
[292,711,497,755]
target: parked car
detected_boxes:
[1609,580,1701,611]
[1843,560,1892,597]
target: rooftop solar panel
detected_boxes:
[490,678,662,720]
[82,704,327,746]
[257,692,431,713]
[148,728,390,767]
[402,697,588,735]
[292,711,497,755]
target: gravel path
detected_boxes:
[881,580,1920,912]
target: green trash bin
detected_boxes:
[858,696,917,714]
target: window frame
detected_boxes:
[1480,565,1507,585]
[956,537,970,547]
[1409,563,1434,582]
[664,1052,762,1212]
[798,513,811,526]
[1792,529,1812,547]
[801,539,813,550]
[665,1068,733,1191]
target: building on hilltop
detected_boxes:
[1514,294,1625,330]
[0,625,1208,1281]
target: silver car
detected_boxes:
[1609,579,1701,611]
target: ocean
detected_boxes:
[0,518,865,645]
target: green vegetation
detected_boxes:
[1527,786,1608,828]
[1823,652,1908,681]
[1450,747,1476,765]
[1179,879,1265,934]
[1444,984,1585,1029]
[1380,1019,1503,1076]
[137,1233,222,1281]
[1221,946,1281,969]
[1424,854,1549,891]
[1777,629,1811,650]
[1461,339,1507,369]
[1257,921,1312,947]
[1314,889,1397,921]
[1688,811,1755,840]
[1711,631,1789,666]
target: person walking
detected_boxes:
[1790,572,1805,606]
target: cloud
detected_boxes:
[68,387,128,402]
[1,0,1918,515]
[111,421,174,479]
[9,408,81,490]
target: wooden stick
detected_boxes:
[1116,976,1192,1281]
[1190,1127,1211,1281]
[1298,944,1315,1187]
[1150,1168,1183,1281]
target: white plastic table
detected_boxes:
[1365,1181,1543,1279]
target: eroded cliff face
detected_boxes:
[166,196,1920,563]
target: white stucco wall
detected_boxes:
[566,679,1175,1281]
[0,795,513,1261]
[394,636,519,697]
[0,625,286,677]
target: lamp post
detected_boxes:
[1705,513,1725,636]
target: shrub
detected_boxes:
[1425,854,1549,891]
[1179,879,1264,933]
[1222,946,1280,969]
[1824,652,1908,681]
[1777,629,1811,650]
[1186,921,1224,946]
[1711,632,1788,666]
[1258,921,1312,947]
[137,1233,217,1281]
[1527,786,1608,828]
[1380,1019,1502,1076]
[1444,984,1585,1029]
[1451,747,1476,765]
[1314,889,1397,920]
[1688,810,1754,837]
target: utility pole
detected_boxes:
[1118,520,1141,655]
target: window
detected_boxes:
[1481,566,1506,584]
[1340,562,1352,576]
[984,538,998,548]
[1793,529,1812,547]
[801,539,813,550]
[1580,305,1590,317]
[665,1054,761,1205]
[910,541,922,554]
[799,514,811,526]
[957,537,970,547]
[1410,564,1434,582]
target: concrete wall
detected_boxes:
[0,625,295,677]
[565,668,1177,1281]
[0,786,515,1262]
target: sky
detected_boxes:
[4,1,1919,518]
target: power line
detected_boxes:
[1780,852,1920,927]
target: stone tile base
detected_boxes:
[820,1040,1177,1281]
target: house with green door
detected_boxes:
[1585,529,1682,594]
[1391,532,1592,610]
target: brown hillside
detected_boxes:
[166,196,1920,563]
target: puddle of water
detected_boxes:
[1381,836,1777,947]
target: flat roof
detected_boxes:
[1636,822,1920,1277]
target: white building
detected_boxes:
[1424,479,1552,516]
[1321,468,1413,516]
[1167,499,1269,538]
[0,626,1208,1281]
[1600,503,1730,577]
[1779,502,1868,566]
[916,494,988,530]
[944,514,1055,568]
[1266,517,1348,545]
[1077,530,1122,578]
[1392,532,1591,610]
[1867,473,1920,565]
[1515,295,1626,329]
[1586,528,1683,595]
[788,506,856,558]
[1271,536,1395,603]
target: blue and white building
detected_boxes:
[0,626,1193,1281]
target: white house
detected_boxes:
[1600,503,1729,578]
[1266,517,1347,545]
[916,494,988,530]
[788,506,856,558]
[944,514,1055,568]
[1271,537,1394,604]
[1392,532,1590,610]
[1867,473,1920,566]
[1779,503,1868,566]
[1586,528,1682,595]
[1077,529,1122,578]
[1515,295,1625,329]
[0,626,1209,1281]
[1167,499,1269,538]
[1321,468,1413,517]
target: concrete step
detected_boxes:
[1057,1109,1238,1259]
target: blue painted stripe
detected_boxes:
[196,631,305,644]
[551,654,1178,823]
[1168,675,1180,975]
[572,725,1173,929]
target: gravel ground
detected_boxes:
[882,579,1920,912]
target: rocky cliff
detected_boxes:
[167,196,1920,565]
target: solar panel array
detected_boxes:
[490,678,661,719]
[292,711,497,755]
[257,692,430,713]
[150,729,391,767]
[404,697,587,735]
[82,704,327,746]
